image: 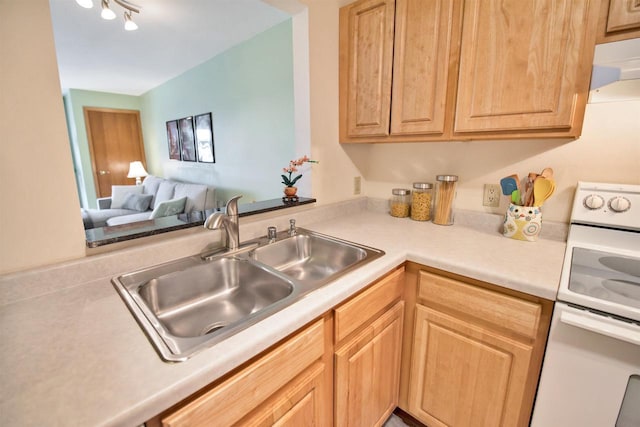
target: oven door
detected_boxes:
[531,302,640,427]
[557,225,640,323]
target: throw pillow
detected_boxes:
[121,193,153,212]
[111,185,143,209]
[154,181,177,207]
[149,197,187,219]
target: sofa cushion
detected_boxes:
[174,182,208,213]
[82,208,141,228]
[142,175,164,208]
[111,185,143,209]
[150,197,187,219]
[121,193,153,212]
[105,212,153,227]
[154,181,176,207]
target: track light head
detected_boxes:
[124,11,138,31]
[101,0,116,20]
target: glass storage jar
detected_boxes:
[411,182,433,221]
[390,188,411,218]
[433,175,458,225]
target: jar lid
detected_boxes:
[392,188,411,195]
[412,182,433,189]
[436,175,458,182]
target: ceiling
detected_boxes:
[49,0,291,96]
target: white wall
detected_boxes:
[0,0,86,274]
[358,101,640,222]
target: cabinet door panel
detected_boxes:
[607,0,640,32]
[390,0,459,135]
[343,0,396,137]
[408,305,533,427]
[455,0,595,133]
[161,320,324,427]
[238,362,328,427]
[335,301,404,427]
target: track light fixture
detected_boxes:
[76,0,141,31]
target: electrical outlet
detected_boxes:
[483,184,501,207]
[353,176,362,195]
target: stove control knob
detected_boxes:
[583,194,604,210]
[608,196,631,213]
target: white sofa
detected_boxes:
[81,175,215,229]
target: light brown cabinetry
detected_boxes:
[156,318,332,427]
[597,0,640,43]
[334,267,405,427]
[152,266,406,427]
[340,0,600,142]
[399,264,553,427]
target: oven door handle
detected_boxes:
[560,306,640,346]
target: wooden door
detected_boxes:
[340,0,396,138]
[454,0,598,134]
[84,107,146,198]
[390,0,462,135]
[407,304,533,427]
[335,301,404,427]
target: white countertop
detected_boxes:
[0,207,566,426]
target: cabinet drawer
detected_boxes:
[161,319,325,427]
[417,271,541,340]
[334,267,404,344]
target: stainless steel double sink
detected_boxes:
[112,228,384,362]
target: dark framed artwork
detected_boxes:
[166,120,181,160]
[178,116,196,162]
[195,112,215,163]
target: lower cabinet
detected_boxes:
[152,266,405,427]
[150,263,552,427]
[333,267,405,427]
[400,264,553,427]
[335,301,404,426]
[154,318,332,427]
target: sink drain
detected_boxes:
[201,322,228,336]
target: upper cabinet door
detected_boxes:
[390,0,461,135]
[606,0,640,32]
[454,0,598,134]
[341,0,396,137]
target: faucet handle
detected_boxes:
[288,219,297,236]
[268,226,277,242]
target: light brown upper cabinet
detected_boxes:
[339,0,601,143]
[597,0,640,43]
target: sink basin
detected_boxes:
[250,232,368,283]
[113,256,297,361]
[112,228,384,362]
[138,257,294,338]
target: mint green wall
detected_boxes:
[65,89,141,208]
[140,19,295,205]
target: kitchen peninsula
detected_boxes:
[0,199,565,426]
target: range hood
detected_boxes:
[590,38,640,103]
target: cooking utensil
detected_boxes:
[524,172,539,206]
[500,175,519,196]
[511,190,521,204]
[541,167,554,179]
[533,177,555,207]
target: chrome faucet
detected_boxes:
[288,219,297,236]
[204,195,242,250]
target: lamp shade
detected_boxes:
[127,161,148,179]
